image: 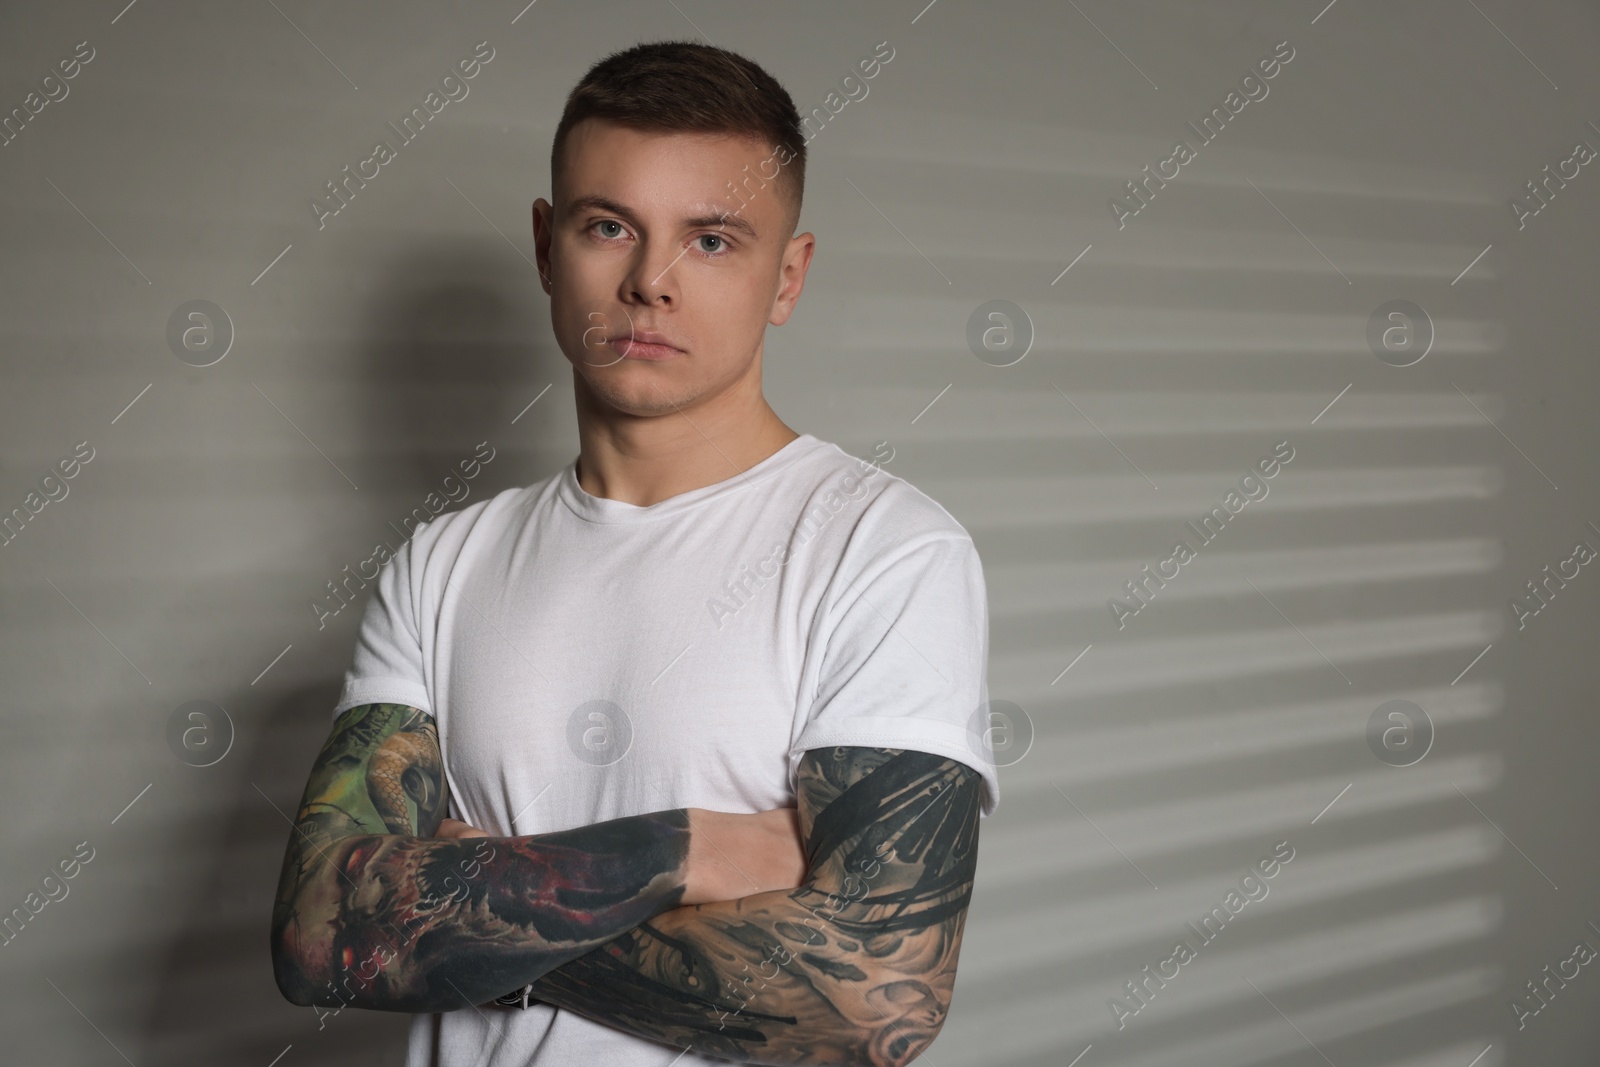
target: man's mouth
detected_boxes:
[607,334,682,361]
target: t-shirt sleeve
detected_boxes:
[790,533,1001,817]
[331,535,433,719]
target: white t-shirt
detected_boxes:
[332,431,1000,1067]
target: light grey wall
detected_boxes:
[3,1,1597,1064]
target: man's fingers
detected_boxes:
[437,817,489,839]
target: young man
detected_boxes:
[270,40,999,1067]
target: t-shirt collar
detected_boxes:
[556,433,824,525]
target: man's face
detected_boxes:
[533,119,812,419]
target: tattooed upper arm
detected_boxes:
[269,703,446,1000]
[302,703,444,837]
[788,746,983,1061]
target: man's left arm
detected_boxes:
[520,744,982,1067]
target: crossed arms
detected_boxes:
[519,741,981,1066]
[270,701,982,1066]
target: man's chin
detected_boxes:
[580,373,700,418]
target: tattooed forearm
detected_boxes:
[269,703,695,1015]
[524,747,982,1067]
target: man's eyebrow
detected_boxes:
[566,194,760,240]
[685,208,759,240]
[565,193,634,221]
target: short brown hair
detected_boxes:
[551,40,806,233]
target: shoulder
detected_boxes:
[797,437,976,559]
[402,478,549,571]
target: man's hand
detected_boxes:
[437,807,808,906]
[686,808,808,904]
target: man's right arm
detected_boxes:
[269,702,794,1016]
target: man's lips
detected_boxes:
[607,335,682,361]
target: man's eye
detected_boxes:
[595,221,624,239]
[698,234,726,254]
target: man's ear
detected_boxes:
[532,198,555,294]
[769,231,815,326]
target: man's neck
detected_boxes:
[571,369,800,509]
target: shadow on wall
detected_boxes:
[132,238,567,1063]
[136,679,418,1066]
[356,239,561,490]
